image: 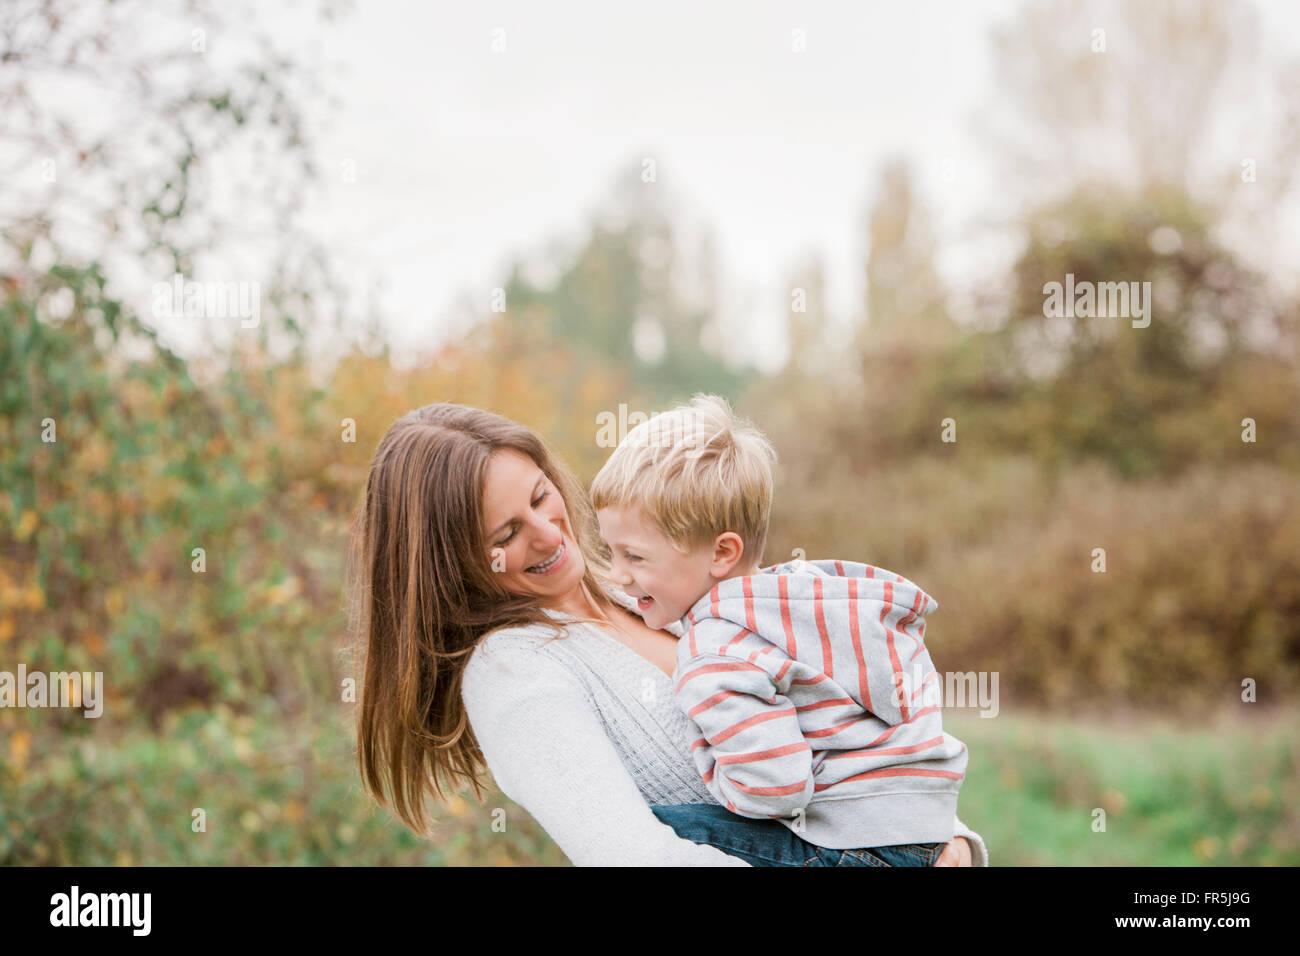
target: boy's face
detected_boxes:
[596,505,719,631]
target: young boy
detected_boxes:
[590,394,969,866]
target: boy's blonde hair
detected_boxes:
[590,394,777,564]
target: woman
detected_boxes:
[352,402,987,866]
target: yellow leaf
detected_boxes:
[14,510,37,541]
[23,584,44,611]
[0,617,14,644]
[1192,836,1221,860]
[9,730,31,768]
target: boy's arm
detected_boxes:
[675,647,815,819]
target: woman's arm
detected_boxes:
[461,634,753,867]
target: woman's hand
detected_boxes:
[933,836,972,867]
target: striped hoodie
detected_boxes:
[674,558,968,850]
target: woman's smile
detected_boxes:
[525,540,567,574]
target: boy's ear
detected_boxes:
[710,532,746,576]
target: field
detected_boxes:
[6,698,1294,866]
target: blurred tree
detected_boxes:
[971,182,1298,475]
[986,0,1296,198]
[983,0,1300,269]
[0,0,347,736]
[844,158,962,451]
[1006,186,1278,380]
[494,159,752,405]
[957,0,1300,476]
[0,0,349,355]
[859,158,954,350]
[784,252,828,380]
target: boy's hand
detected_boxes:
[934,836,972,867]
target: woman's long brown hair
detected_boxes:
[349,403,618,837]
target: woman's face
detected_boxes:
[480,448,586,604]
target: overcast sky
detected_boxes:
[226,1,1300,369]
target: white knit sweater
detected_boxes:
[460,580,989,866]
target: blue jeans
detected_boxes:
[651,803,944,867]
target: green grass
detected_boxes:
[5,705,1295,865]
[1,703,567,866]
[946,707,1300,865]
